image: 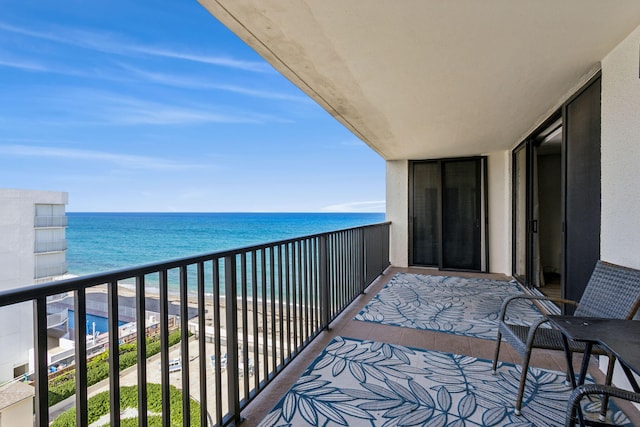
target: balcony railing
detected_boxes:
[34,262,68,279]
[47,308,69,330]
[35,240,68,254]
[0,221,390,427]
[34,215,68,228]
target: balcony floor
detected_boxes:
[240,266,640,426]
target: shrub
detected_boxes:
[48,329,186,406]
[50,383,200,427]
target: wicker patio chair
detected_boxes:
[491,260,640,416]
[565,384,640,427]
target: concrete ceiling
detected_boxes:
[199,0,640,160]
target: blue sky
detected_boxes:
[0,0,384,212]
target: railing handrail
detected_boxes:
[35,240,68,253]
[34,215,68,228]
[0,221,390,307]
[34,262,68,280]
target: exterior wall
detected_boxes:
[601,24,640,271]
[0,397,33,427]
[386,160,409,267]
[0,189,68,382]
[600,23,640,390]
[486,151,511,275]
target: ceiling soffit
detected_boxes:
[200,0,640,160]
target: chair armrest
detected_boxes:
[498,295,578,321]
[565,384,640,427]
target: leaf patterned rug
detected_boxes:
[355,273,544,340]
[259,337,631,427]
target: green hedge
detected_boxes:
[49,329,186,406]
[51,383,201,427]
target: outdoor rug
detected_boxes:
[259,337,631,427]
[355,273,543,340]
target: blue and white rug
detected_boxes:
[259,337,631,427]
[355,273,543,340]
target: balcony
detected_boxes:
[0,222,390,426]
[34,216,68,228]
[34,263,68,280]
[35,240,68,254]
[3,220,639,426]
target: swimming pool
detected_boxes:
[67,310,126,335]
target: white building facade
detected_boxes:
[0,188,68,383]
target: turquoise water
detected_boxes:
[67,309,126,334]
[66,212,385,277]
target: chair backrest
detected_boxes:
[574,260,640,319]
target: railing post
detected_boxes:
[33,297,48,427]
[179,266,191,427]
[196,262,208,427]
[159,271,170,427]
[74,289,88,427]
[135,275,148,427]
[225,255,242,425]
[108,280,121,427]
[319,235,330,330]
[360,228,366,294]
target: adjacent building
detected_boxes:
[0,188,68,383]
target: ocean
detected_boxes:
[66,212,385,277]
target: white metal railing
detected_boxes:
[35,240,68,254]
[34,216,68,228]
[35,263,68,279]
[47,308,69,329]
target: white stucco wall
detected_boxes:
[0,188,68,382]
[600,22,640,396]
[0,394,34,427]
[486,151,511,275]
[601,24,640,270]
[386,160,409,267]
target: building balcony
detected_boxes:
[3,220,639,426]
[0,222,390,426]
[34,263,68,280]
[34,216,68,228]
[34,240,68,254]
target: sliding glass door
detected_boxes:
[512,74,600,305]
[411,161,440,266]
[410,157,487,271]
[442,159,482,270]
[564,76,601,305]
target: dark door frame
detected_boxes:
[511,139,532,285]
[512,112,562,287]
[562,73,602,309]
[511,72,601,305]
[409,156,489,272]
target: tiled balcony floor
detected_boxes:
[239,267,640,426]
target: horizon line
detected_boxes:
[65,211,386,214]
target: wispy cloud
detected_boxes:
[28,88,291,126]
[0,57,48,72]
[0,144,201,171]
[127,46,272,73]
[322,200,386,213]
[118,64,308,102]
[102,101,265,125]
[101,99,291,126]
[0,21,271,73]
